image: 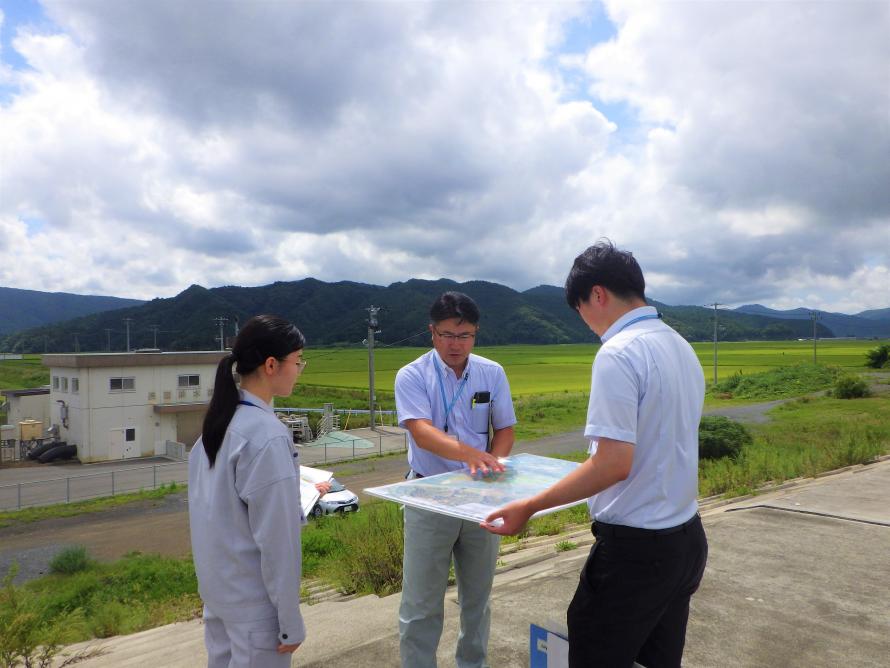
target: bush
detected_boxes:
[832,375,871,399]
[699,416,752,460]
[865,344,890,369]
[321,503,404,596]
[49,546,93,575]
[0,564,89,668]
[711,364,838,400]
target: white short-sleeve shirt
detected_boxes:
[585,306,705,529]
[395,350,517,477]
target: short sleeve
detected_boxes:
[395,365,432,426]
[585,349,639,444]
[490,367,517,430]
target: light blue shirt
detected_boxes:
[585,306,705,529]
[395,350,517,477]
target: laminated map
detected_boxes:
[365,453,586,523]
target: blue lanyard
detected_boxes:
[432,356,469,433]
[616,313,661,334]
[238,400,262,409]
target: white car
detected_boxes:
[309,478,360,518]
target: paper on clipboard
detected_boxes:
[299,465,333,517]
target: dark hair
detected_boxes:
[201,315,305,467]
[429,291,480,325]
[565,240,646,309]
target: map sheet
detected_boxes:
[364,453,586,523]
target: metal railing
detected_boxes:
[0,460,188,511]
[0,430,408,511]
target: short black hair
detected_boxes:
[565,240,646,309]
[429,291,480,325]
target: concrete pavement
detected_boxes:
[53,456,890,667]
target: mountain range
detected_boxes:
[0,281,888,353]
[0,287,144,337]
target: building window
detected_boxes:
[71,378,79,393]
[125,428,136,442]
[178,374,200,388]
[52,376,59,390]
[109,377,135,392]
[61,377,68,392]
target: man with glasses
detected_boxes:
[395,291,517,668]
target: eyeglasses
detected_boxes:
[296,360,308,371]
[433,328,476,342]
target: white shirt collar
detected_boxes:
[600,306,660,343]
[239,388,274,413]
[431,349,472,380]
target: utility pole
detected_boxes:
[123,318,133,352]
[810,311,820,364]
[105,328,112,352]
[705,303,724,385]
[214,316,228,351]
[73,333,80,353]
[149,324,159,349]
[366,306,380,430]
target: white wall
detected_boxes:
[48,362,217,463]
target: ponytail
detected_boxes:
[201,355,239,467]
[200,315,305,467]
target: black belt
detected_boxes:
[592,514,700,539]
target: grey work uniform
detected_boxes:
[395,350,517,668]
[189,389,305,668]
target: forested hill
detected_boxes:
[0,278,860,353]
[0,287,144,336]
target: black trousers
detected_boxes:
[567,515,708,668]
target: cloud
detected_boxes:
[0,1,887,314]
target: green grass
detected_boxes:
[2,551,201,645]
[0,482,183,529]
[709,363,839,400]
[5,390,888,646]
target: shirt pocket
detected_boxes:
[470,400,491,434]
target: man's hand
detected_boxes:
[314,481,332,495]
[277,642,301,654]
[462,446,504,476]
[481,499,534,535]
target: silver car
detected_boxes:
[310,478,359,518]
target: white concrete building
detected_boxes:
[43,351,227,463]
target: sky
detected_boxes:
[0,0,888,314]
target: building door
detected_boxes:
[123,427,138,458]
[109,427,138,459]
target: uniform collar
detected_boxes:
[239,389,274,413]
[431,349,472,380]
[601,305,660,343]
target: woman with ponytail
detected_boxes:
[188,315,307,667]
